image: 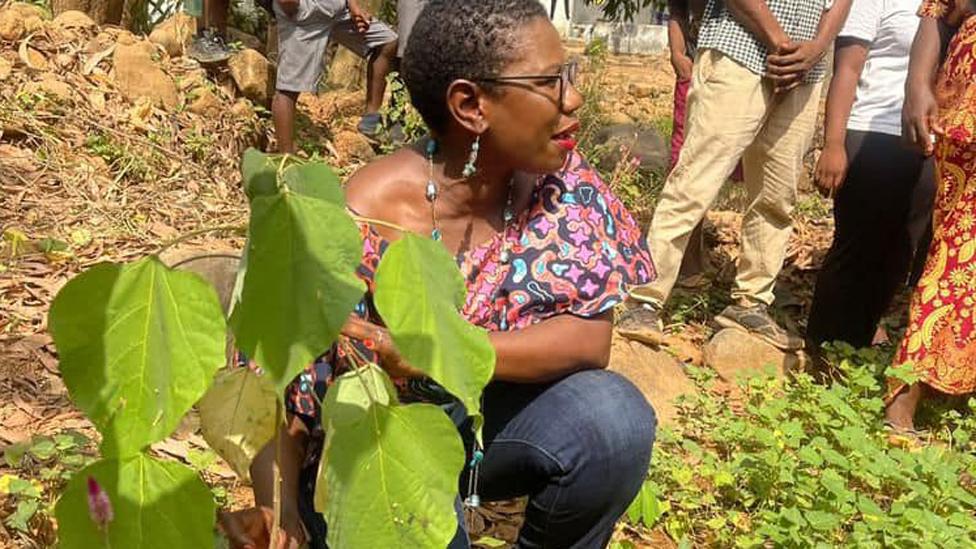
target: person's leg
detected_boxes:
[328,17,398,135]
[807,131,926,350]
[627,50,769,309]
[885,384,923,431]
[669,77,690,170]
[906,159,936,287]
[476,370,656,549]
[733,80,821,308]
[670,76,710,286]
[271,2,332,153]
[205,0,229,34]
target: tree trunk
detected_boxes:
[50,0,125,25]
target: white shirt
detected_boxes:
[840,0,922,136]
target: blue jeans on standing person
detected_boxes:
[302,369,657,549]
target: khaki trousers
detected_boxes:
[630,49,822,307]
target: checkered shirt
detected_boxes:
[697,0,830,83]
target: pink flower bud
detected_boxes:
[87,477,113,530]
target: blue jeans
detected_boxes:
[303,369,656,548]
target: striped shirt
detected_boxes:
[697,0,831,83]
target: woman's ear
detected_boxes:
[445,79,489,135]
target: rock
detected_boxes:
[22,14,44,33]
[228,48,271,104]
[230,98,254,119]
[159,248,242,313]
[51,0,124,25]
[53,9,95,29]
[227,27,263,52]
[188,87,222,117]
[112,41,179,109]
[628,82,654,99]
[148,12,194,57]
[0,144,37,173]
[591,123,670,174]
[21,47,48,71]
[22,75,74,101]
[702,328,809,382]
[333,130,375,162]
[609,336,696,426]
[0,56,11,80]
[607,110,634,126]
[0,9,26,41]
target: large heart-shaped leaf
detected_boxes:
[373,233,495,417]
[230,192,365,393]
[281,162,344,204]
[56,454,215,549]
[316,372,464,548]
[197,368,280,482]
[49,258,226,457]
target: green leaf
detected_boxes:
[29,437,57,460]
[475,537,508,548]
[198,368,280,482]
[6,499,39,532]
[0,474,40,497]
[316,373,464,549]
[241,148,278,199]
[49,258,226,457]
[56,454,216,549]
[321,365,398,428]
[3,441,29,467]
[230,192,365,393]
[373,233,495,417]
[281,161,344,204]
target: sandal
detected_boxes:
[884,422,945,451]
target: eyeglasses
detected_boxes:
[473,58,582,110]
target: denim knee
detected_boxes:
[570,369,657,481]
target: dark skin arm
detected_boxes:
[725,0,790,52]
[668,0,694,80]
[903,16,949,156]
[767,0,854,92]
[814,37,869,195]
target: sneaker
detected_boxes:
[713,303,804,351]
[357,112,383,138]
[616,301,666,346]
[188,29,233,64]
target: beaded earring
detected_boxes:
[461,135,480,178]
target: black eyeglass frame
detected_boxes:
[472,59,581,110]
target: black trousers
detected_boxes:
[807,130,935,349]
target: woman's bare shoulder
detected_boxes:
[344,146,426,223]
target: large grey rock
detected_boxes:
[702,328,809,382]
[159,248,241,314]
[591,123,669,174]
[609,336,696,426]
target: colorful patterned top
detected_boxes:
[920,0,976,143]
[286,151,655,428]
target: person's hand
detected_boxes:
[218,507,306,549]
[347,0,371,34]
[278,0,300,18]
[670,52,694,81]
[339,316,425,378]
[902,79,942,156]
[814,142,848,197]
[767,40,826,93]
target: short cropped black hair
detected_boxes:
[402,0,549,133]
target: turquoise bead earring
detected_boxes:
[462,135,480,178]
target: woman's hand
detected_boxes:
[340,316,426,378]
[670,52,694,81]
[218,506,305,549]
[814,142,848,197]
[903,79,942,156]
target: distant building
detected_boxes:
[542,0,669,55]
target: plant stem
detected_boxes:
[155,224,247,256]
[270,404,283,548]
[350,215,413,235]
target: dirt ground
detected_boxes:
[0,10,850,546]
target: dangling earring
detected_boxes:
[462,135,480,178]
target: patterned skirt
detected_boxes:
[890,138,976,398]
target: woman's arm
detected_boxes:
[815,38,869,194]
[903,17,945,155]
[490,311,613,383]
[668,0,694,81]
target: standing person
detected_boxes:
[885,0,976,441]
[186,0,233,64]
[272,0,399,152]
[618,0,853,351]
[667,0,743,289]
[219,2,657,548]
[806,0,935,352]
